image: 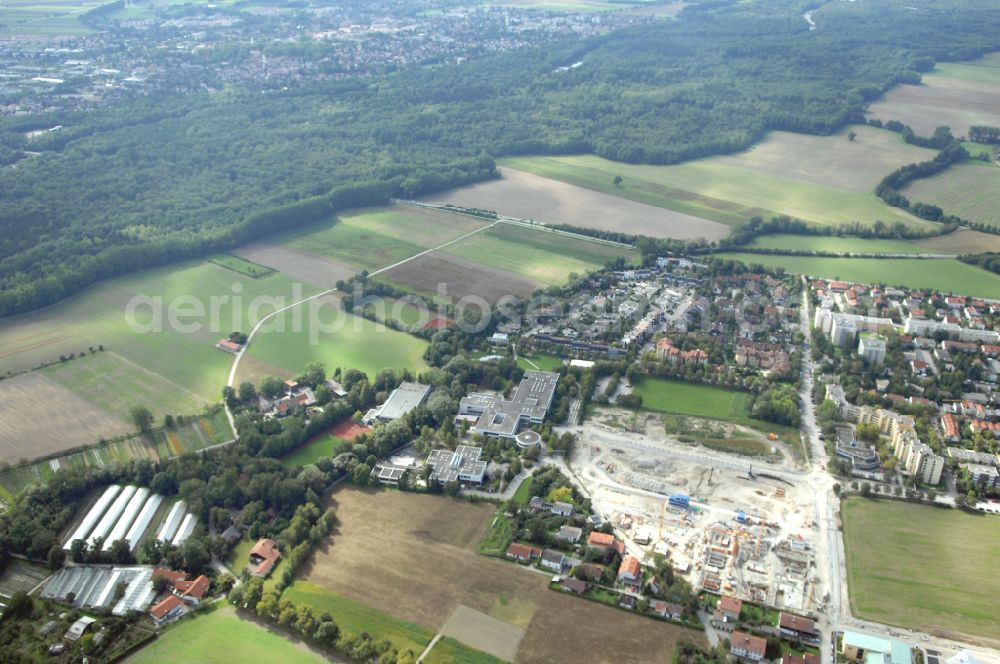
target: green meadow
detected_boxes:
[125,607,326,664]
[842,498,1000,640]
[902,160,1000,228]
[284,581,434,656]
[743,235,924,255]
[631,378,752,422]
[717,253,1000,299]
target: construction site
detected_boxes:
[568,410,823,615]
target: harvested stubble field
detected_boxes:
[842,498,1000,645]
[295,488,702,664]
[422,167,731,241]
[377,251,543,302]
[233,241,355,290]
[865,53,1000,136]
[902,161,1000,228]
[0,372,131,463]
[744,234,925,255]
[495,129,931,231]
[442,223,638,286]
[912,229,1000,254]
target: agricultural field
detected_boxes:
[42,351,209,422]
[126,607,328,664]
[295,487,701,664]
[631,378,752,423]
[0,410,231,499]
[424,636,508,664]
[743,235,925,255]
[0,560,49,599]
[901,161,1000,228]
[912,229,1000,254]
[716,253,1000,299]
[269,206,491,275]
[866,53,1000,137]
[237,294,429,383]
[0,0,98,38]
[376,251,542,303]
[0,259,318,402]
[442,224,638,286]
[207,254,275,279]
[422,167,731,241]
[842,498,1000,644]
[0,371,132,464]
[492,128,931,232]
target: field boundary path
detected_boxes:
[223,220,499,432]
[394,198,636,249]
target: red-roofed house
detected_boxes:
[153,568,188,587]
[783,654,820,664]
[505,543,541,562]
[587,531,616,551]
[716,595,743,622]
[779,612,819,641]
[731,631,767,662]
[617,555,641,585]
[149,594,185,626]
[174,575,210,605]
[248,538,282,578]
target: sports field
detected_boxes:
[902,161,1000,228]
[297,488,701,664]
[631,378,752,422]
[716,253,1000,299]
[0,260,318,403]
[238,294,429,382]
[497,128,932,231]
[516,352,565,372]
[282,420,370,467]
[126,607,327,664]
[443,224,638,285]
[842,498,1000,643]
[866,53,1000,136]
[743,235,925,255]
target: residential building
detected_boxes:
[577,562,606,581]
[715,595,743,622]
[149,595,184,626]
[587,531,616,552]
[505,543,540,562]
[858,334,887,367]
[945,447,997,466]
[557,525,582,543]
[541,549,565,572]
[834,427,881,474]
[904,316,1000,344]
[962,463,1000,489]
[893,428,944,485]
[783,654,820,664]
[651,600,683,620]
[560,578,588,594]
[730,631,767,662]
[617,555,641,584]
[656,337,708,365]
[459,371,559,439]
[779,613,819,642]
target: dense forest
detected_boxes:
[2,0,1000,316]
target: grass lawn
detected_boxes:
[125,607,325,664]
[284,581,434,656]
[0,260,319,402]
[511,476,534,505]
[961,142,996,160]
[841,498,1000,640]
[501,131,932,231]
[443,224,637,286]
[716,253,1000,299]
[516,352,565,372]
[632,378,752,422]
[281,433,350,467]
[244,303,429,381]
[743,235,924,255]
[902,160,1000,228]
[477,512,517,557]
[423,637,508,664]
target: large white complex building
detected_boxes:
[63,485,121,550]
[857,333,886,366]
[814,309,895,347]
[103,488,151,550]
[88,485,138,548]
[459,370,559,439]
[903,316,1000,343]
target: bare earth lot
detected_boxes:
[378,251,543,302]
[233,241,356,290]
[0,372,131,462]
[422,168,731,241]
[302,488,702,664]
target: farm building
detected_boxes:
[171,513,197,546]
[364,382,431,424]
[156,501,187,542]
[103,488,151,550]
[458,370,559,439]
[63,485,122,550]
[88,485,138,548]
[149,594,185,626]
[125,494,164,552]
[248,538,282,578]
